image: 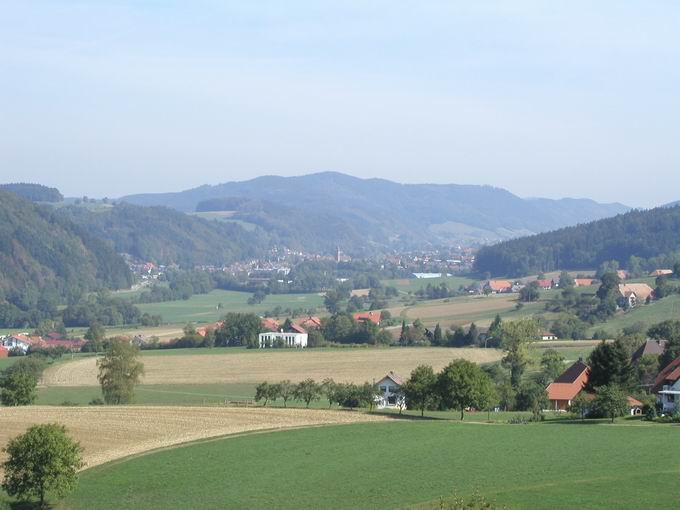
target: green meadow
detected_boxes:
[37,420,680,510]
[137,289,325,324]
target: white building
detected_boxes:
[2,335,30,353]
[654,356,680,414]
[258,331,308,349]
[375,371,406,409]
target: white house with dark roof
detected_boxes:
[375,371,405,409]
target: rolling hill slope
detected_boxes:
[121,172,629,253]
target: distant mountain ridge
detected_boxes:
[121,172,629,253]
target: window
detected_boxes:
[379,386,387,393]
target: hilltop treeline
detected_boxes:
[475,206,680,277]
[56,203,270,267]
[0,183,63,202]
[0,190,133,327]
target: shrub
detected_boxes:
[89,397,105,406]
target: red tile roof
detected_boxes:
[488,280,512,292]
[574,278,596,287]
[297,316,322,329]
[547,360,589,402]
[536,279,553,288]
[652,355,680,393]
[289,323,307,334]
[353,312,381,325]
[261,318,281,332]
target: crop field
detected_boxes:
[41,348,502,387]
[46,420,680,510]
[382,275,478,293]
[0,407,389,473]
[137,289,324,324]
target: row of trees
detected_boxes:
[255,379,378,410]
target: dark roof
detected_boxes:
[653,355,680,393]
[632,339,667,363]
[554,360,589,384]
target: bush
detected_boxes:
[89,397,105,406]
[60,400,79,407]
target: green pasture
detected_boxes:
[39,420,680,510]
[138,289,324,324]
[586,294,680,336]
[382,275,478,293]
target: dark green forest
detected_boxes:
[0,183,63,202]
[55,202,270,267]
[475,206,680,277]
[0,190,132,326]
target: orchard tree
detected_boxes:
[294,379,321,408]
[403,365,438,417]
[277,380,295,407]
[255,382,278,406]
[438,360,495,420]
[2,423,84,507]
[0,371,37,406]
[97,340,145,404]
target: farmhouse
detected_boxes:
[632,339,667,363]
[649,269,673,277]
[574,278,597,287]
[652,355,680,414]
[617,283,654,308]
[375,371,405,409]
[485,280,513,294]
[2,334,32,353]
[353,311,381,326]
[297,316,322,330]
[546,360,589,411]
[539,332,559,341]
[536,279,553,290]
[258,331,308,349]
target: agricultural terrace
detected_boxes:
[48,420,680,510]
[41,348,502,387]
[0,407,388,470]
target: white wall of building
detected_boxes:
[258,332,308,348]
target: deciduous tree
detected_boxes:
[97,340,145,404]
[403,365,438,417]
[438,360,495,420]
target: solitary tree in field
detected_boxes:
[594,384,629,423]
[0,371,37,406]
[97,340,145,404]
[438,360,495,420]
[294,379,321,408]
[2,423,84,508]
[403,365,438,417]
[499,318,538,387]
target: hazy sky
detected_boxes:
[1,1,679,207]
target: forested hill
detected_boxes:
[55,203,270,267]
[0,183,63,202]
[0,190,132,311]
[121,172,629,252]
[474,206,680,277]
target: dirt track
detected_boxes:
[41,348,502,387]
[0,406,391,469]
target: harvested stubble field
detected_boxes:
[41,348,501,386]
[0,406,390,470]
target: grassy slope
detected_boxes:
[137,289,324,324]
[383,275,478,293]
[45,421,679,510]
[586,294,680,336]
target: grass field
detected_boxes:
[586,294,680,336]
[41,347,502,387]
[40,420,680,510]
[382,275,479,293]
[137,289,324,325]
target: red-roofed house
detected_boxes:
[653,355,680,414]
[536,279,553,290]
[297,316,322,330]
[353,311,381,326]
[617,283,654,308]
[574,278,597,287]
[546,360,590,411]
[261,318,281,332]
[485,280,513,294]
[288,323,307,334]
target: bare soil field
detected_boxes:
[0,406,390,470]
[42,348,501,387]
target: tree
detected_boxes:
[97,340,145,404]
[594,384,629,423]
[321,378,337,408]
[1,371,37,406]
[569,392,590,421]
[2,423,84,507]
[515,381,548,420]
[486,314,503,348]
[438,360,495,420]
[83,321,106,351]
[519,281,540,302]
[215,313,262,348]
[596,272,621,302]
[467,323,479,346]
[586,340,634,391]
[635,355,660,388]
[499,318,538,387]
[433,323,443,346]
[559,271,575,289]
[649,320,680,369]
[403,365,438,417]
[294,379,321,408]
[540,349,565,383]
[255,382,278,406]
[277,380,294,407]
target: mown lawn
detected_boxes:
[35,420,680,510]
[137,289,324,324]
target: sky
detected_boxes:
[1,1,679,207]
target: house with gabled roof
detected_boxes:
[375,371,405,409]
[653,356,680,414]
[617,283,654,308]
[261,318,281,332]
[546,360,590,411]
[353,311,381,326]
[632,339,667,363]
[536,279,553,290]
[297,316,322,330]
[485,280,513,294]
[574,278,597,287]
